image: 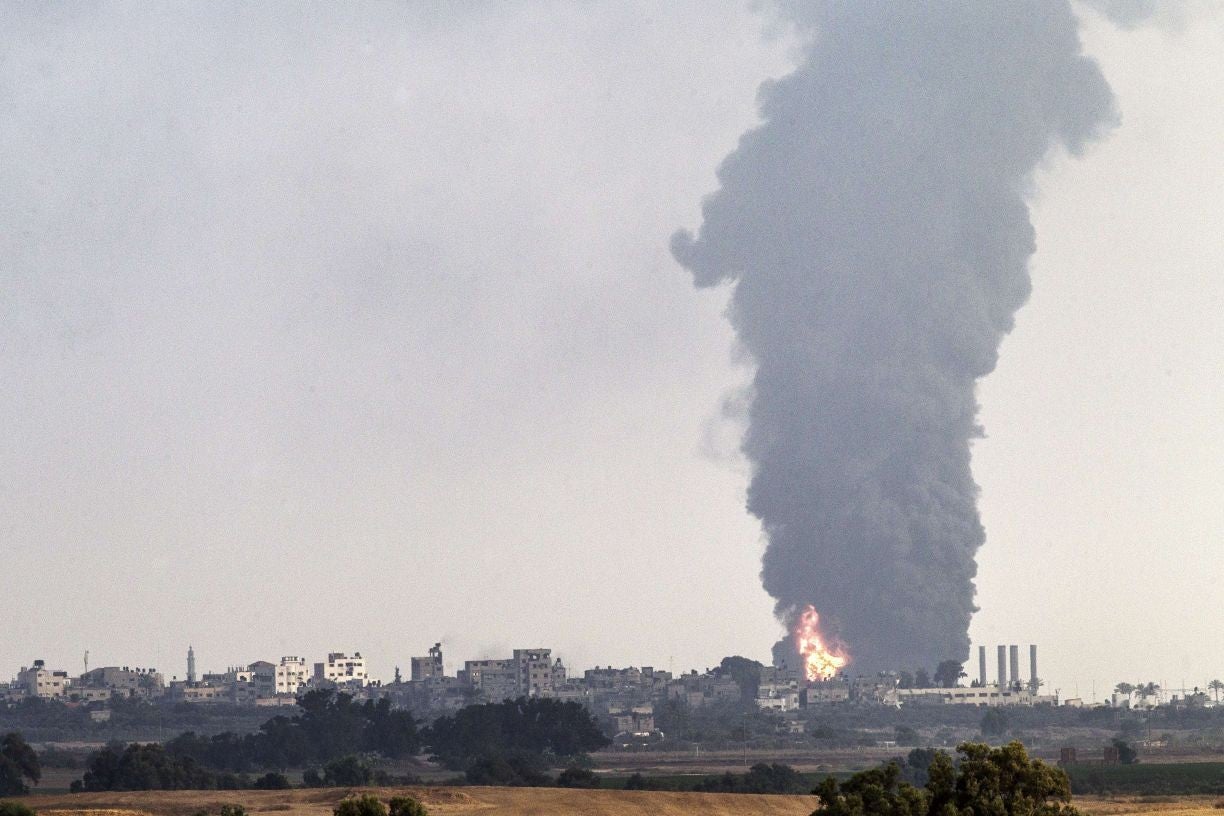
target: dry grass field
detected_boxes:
[19,786,819,816]
[15,788,1224,816]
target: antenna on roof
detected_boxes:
[84,650,89,674]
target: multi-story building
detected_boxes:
[16,660,69,699]
[460,659,518,701]
[231,661,277,702]
[513,648,567,697]
[314,652,368,687]
[411,644,444,682]
[276,656,309,695]
[459,648,567,700]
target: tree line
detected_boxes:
[65,692,609,791]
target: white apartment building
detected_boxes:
[314,652,367,687]
[276,656,309,695]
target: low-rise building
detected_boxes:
[76,666,164,699]
[167,680,228,703]
[895,683,1056,707]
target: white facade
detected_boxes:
[756,690,800,711]
[896,683,1056,707]
[315,652,367,687]
[276,656,309,695]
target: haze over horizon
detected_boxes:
[2,2,1222,699]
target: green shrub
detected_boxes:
[0,803,36,816]
[253,772,291,790]
[623,773,650,790]
[387,796,428,816]
[324,756,372,787]
[556,767,600,788]
[334,794,387,816]
[219,805,247,816]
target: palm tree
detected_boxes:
[1114,682,1135,697]
[1208,679,1223,702]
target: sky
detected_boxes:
[1,2,1220,698]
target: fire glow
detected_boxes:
[793,604,849,682]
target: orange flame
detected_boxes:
[793,604,849,682]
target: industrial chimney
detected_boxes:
[1009,645,1019,687]
[997,645,1006,688]
[978,645,987,687]
[1029,644,1038,692]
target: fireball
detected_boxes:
[793,604,849,682]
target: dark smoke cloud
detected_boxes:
[672,1,1116,673]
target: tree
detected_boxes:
[812,761,928,816]
[980,708,1010,737]
[424,697,609,771]
[74,742,213,792]
[897,748,944,787]
[952,742,1078,816]
[914,669,931,689]
[1113,682,1134,697]
[1111,738,1138,765]
[1210,680,1224,702]
[1136,683,1160,705]
[813,742,1079,816]
[898,672,915,690]
[623,772,651,790]
[933,661,965,689]
[252,772,291,790]
[388,797,428,816]
[556,767,601,788]
[334,795,386,816]
[323,755,371,787]
[462,752,550,787]
[0,733,40,796]
[717,656,765,701]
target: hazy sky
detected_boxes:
[2,2,1220,698]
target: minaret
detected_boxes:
[187,646,197,684]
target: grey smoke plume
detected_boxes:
[672,1,1116,673]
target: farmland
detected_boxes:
[14,787,1224,816]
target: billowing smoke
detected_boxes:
[672,1,1116,674]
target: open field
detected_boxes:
[15,788,1224,816]
[17,786,818,816]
